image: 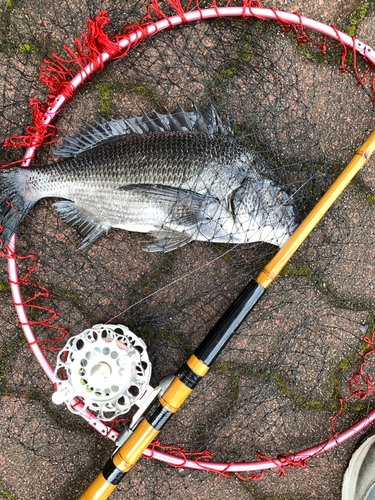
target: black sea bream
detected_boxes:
[0,104,302,251]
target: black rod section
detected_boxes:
[194,280,264,366]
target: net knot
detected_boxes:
[50,81,76,103]
[271,8,291,32]
[142,0,186,28]
[256,451,308,477]
[331,331,375,433]
[242,0,264,20]
[277,453,308,470]
[146,440,213,468]
[2,99,57,151]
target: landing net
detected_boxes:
[1,1,375,498]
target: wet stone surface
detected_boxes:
[1,1,375,499]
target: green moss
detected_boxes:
[352,174,375,207]
[0,486,17,500]
[367,309,375,334]
[124,83,165,107]
[214,341,372,415]
[242,481,257,495]
[18,43,34,53]
[212,243,234,264]
[286,29,327,65]
[209,31,252,95]
[93,79,166,113]
[342,3,369,66]
[329,333,372,407]
[0,283,10,292]
[273,372,328,411]
[45,286,86,314]
[4,0,11,12]
[95,83,115,117]
[366,193,375,205]
[327,308,375,415]
[346,3,369,37]
[317,282,373,311]
[134,85,146,94]
[284,2,368,66]
[215,362,328,411]
[280,263,314,277]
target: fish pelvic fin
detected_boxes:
[0,167,34,247]
[53,200,109,249]
[53,102,233,158]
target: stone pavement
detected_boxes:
[0,1,375,499]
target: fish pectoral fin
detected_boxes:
[117,184,213,228]
[143,229,193,253]
[53,200,109,249]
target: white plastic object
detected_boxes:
[52,324,151,421]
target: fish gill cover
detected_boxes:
[0,0,375,499]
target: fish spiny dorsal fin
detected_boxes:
[139,107,164,133]
[53,103,233,158]
[165,107,184,132]
[202,101,228,135]
[150,109,172,131]
[131,113,149,134]
[174,104,194,131]
[191,103,208,133]
[121,117,142,135]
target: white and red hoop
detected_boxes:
[6,5,375,474]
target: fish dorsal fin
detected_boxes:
[53,102,233,158]
[53,200,109,248]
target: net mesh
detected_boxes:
[1,1,375,499]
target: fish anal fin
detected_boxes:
[53,200,109,248]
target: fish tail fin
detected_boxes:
[0,167,33,246]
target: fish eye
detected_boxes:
[276,190,291,206]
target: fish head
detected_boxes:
[231,179,303,247]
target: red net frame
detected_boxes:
[2,0,375,477]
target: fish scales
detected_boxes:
[0,104,302,251]
[26,132,253,197]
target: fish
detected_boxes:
[0,103,302,252]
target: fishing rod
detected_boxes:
[77,128,375,499]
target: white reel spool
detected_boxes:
[52,324,152,421]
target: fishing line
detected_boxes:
[106,174,314,323]
[105,243,241,322]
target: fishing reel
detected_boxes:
[52,324,158,422]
